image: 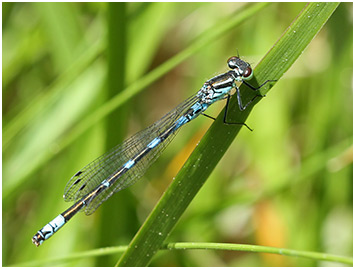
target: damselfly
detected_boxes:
[32,55,273,246]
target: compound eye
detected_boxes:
[227,56,239,69]
[243,66,253,79]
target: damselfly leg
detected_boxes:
[236,79,277,111]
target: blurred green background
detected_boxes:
[3,2,352,266]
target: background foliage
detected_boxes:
[3,2,352,266]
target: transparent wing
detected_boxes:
[63,94,200,215]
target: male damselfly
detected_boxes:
[32,55,274,246]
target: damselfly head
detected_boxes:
[227,56,253,80]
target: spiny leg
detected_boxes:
[242,79,277,91]
[201,94,253,131]
[236,79,277,111]
[235,85,264,111]
[223,93,253,131]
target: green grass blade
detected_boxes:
[14,240,352,266]
[96,4,128,264]
[12,246,128,267]
[164,242,353,266]
[117,3,340,266]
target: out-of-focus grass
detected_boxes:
[3,3,352,267]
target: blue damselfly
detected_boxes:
[32,55,273,246]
